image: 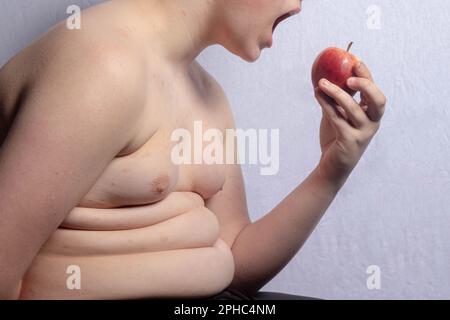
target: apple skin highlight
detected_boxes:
[312,43,360,96]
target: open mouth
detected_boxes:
[272,8,301,33]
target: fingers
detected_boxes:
[354,61,374,81]
[314,88,354,135]
[318,79,369,128]
[347,77,387,122]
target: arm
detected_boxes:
[0,43,145,299]
[213,62,386,297]
[228,166,343,296]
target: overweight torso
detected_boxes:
[0,4,237,299]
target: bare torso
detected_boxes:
[0,2,238,299]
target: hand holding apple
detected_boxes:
[312,47,387,185]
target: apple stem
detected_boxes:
[346,42,354,52]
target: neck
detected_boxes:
[129,0,222,68]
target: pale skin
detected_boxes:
[0,0,386,299]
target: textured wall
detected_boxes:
[1,0,449,299]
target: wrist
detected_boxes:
[314,164,350,190]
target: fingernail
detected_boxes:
[321,79,329,86]
[347,77,356,86]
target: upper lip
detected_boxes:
[272,8,301,32]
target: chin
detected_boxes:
[241,51,260,63]
[221,38,262,63]
[240,43,262,63]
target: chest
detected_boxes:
[78,69,229,208]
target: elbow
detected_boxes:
[227,272,261,299]
[227,282,260,299]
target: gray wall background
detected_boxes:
[1,0,449,299]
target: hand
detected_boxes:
[314,61,387,184]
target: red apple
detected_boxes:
[311,42,360,96]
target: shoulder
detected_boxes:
[34,22,144,84]
[20,15,149,120]
[17,0,145,94]
[13,19,151,147]
[0,16,149,145]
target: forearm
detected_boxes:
[229,166,348,296]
